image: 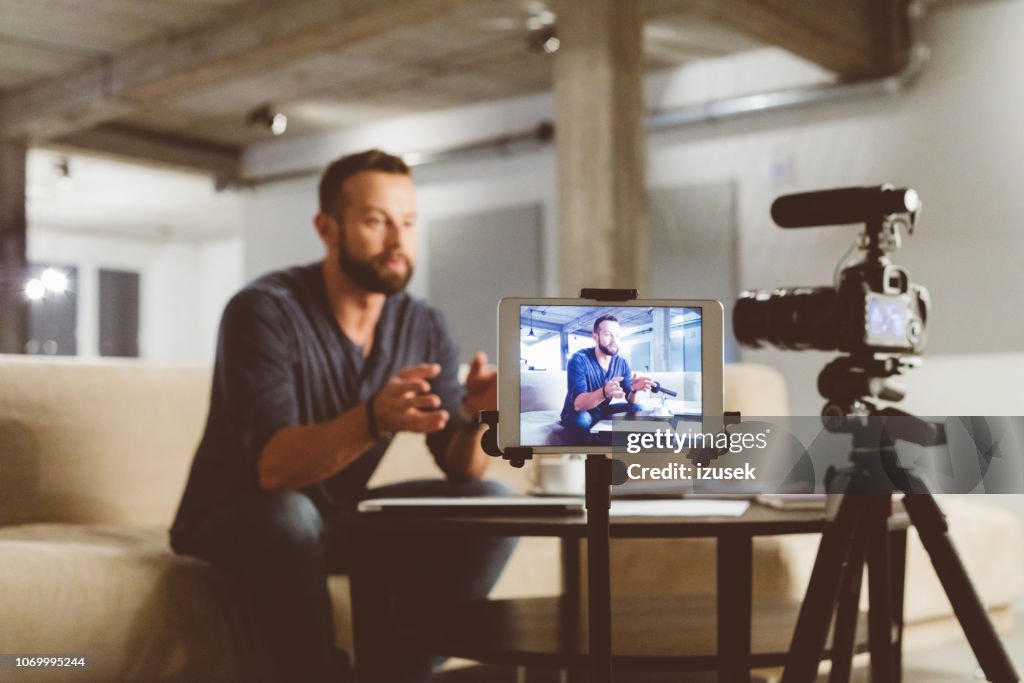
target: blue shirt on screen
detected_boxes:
[559,347,634,425]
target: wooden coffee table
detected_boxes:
[345,503,910,680]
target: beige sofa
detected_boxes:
[0,355,1020,682]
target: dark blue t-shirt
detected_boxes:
[559,348,634,424]
[171,262,463,545]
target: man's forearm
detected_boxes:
[257,404,377,491]
[573,387,607,411]
[443,423,490,481]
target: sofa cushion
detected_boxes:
[0,524,276,682]
[0,357,210,528]
[0,521,558,679]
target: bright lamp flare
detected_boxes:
[25,278,45,301]
[40,268,68,293]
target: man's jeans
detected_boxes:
[175,479,517,683]
[562,401,642,443]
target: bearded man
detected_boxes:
[560,314,656,443]
[170,149,515,683]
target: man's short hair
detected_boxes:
[318,149,410,215]
[593,315,619,333]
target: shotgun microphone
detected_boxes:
[771,185,920,228]
[651,382,678,397]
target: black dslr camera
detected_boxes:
[734,184,929,357]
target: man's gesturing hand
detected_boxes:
[631,373,656,394]
[372,363,449,434]
[603,376,625,399]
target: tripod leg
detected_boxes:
[782,494,862,683]
[864,496,895,683]
[902,492,1020,682]
[890,529,908,683]
[585,454,613,683]
[828,534,865,683]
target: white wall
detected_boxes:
[239,177,323,282]
[241,149,560,301]
[28,229,242,364]
[242,146,563,298]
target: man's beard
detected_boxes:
[598,342,618,357]
[338,241,414,295]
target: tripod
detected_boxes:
[781,355,1020,683]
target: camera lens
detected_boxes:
[734,286,839,351]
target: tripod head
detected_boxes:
[815,351,946,495]
[818,351,944,443]
[817,353,915,418]
[816,349,941,418]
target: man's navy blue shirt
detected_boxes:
[559,348,634,425]
[171,262,463,546]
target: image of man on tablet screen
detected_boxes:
[560,315,656,442]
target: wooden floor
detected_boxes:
[433,616,1024,682]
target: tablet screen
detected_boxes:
[518,304,703,448]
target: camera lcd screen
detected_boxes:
[866,296,908,342]
[499,301,724,454]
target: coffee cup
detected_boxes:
[530,454,586,496]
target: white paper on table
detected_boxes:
[608,499,750,517]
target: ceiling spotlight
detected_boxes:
[527,25,559,54]
[247,104,288,136]
[270,113,288,136]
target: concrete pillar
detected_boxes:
[0,141,28,354]
[553,0,647,295]
[652,306,670,369]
